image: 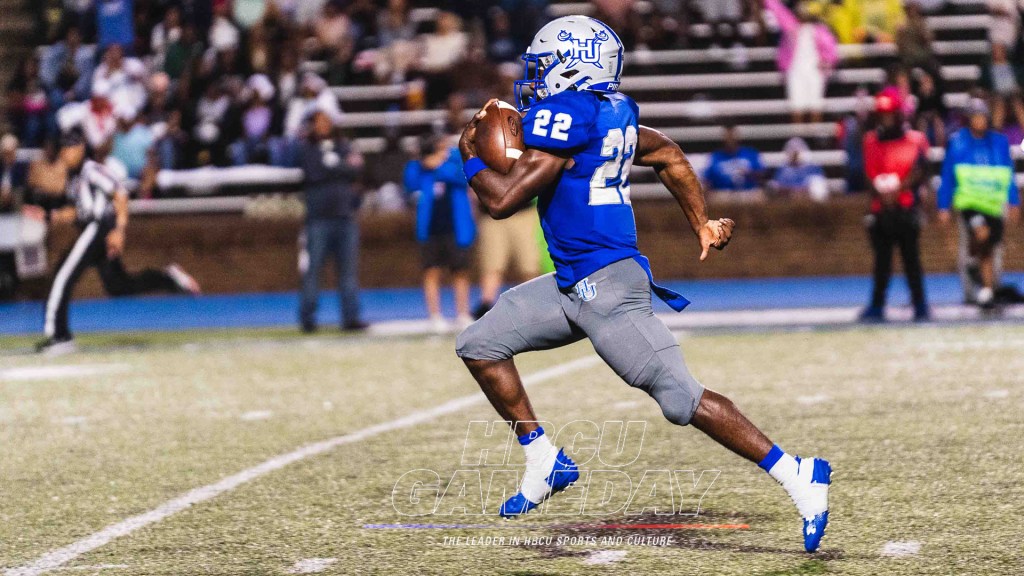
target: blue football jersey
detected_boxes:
[522,90,690,311]
[523,90,641,287]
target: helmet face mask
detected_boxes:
[514,53,555,111]
[514,16,623,112]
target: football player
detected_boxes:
[456,16,832,552]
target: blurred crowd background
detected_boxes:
[1,0,1022,331]
[1,0,1021,191]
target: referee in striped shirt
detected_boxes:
[37,131,201,354]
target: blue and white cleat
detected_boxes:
[796,458,832,552]
[499,449,579,518]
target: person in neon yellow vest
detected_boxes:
[937,99,1020,309]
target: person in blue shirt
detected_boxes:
[936,99,1020,309]
[769,137,827,199]
[703,124,765,192]
[404,134,476,332]
[453,16,832,552]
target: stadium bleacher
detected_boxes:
[159,0,1024,202]
[5,0,1022,206]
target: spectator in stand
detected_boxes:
[896,2,940,77]
[417,11,469,106]
[150,5,183,71]
[378,0,415,46]
[111,102,154,180]
[855,0,905,43]
[591,0,639,48]
[274,49,302,107]
[6,56,51,147]
[55,80,117,149]
[860,87,931,322]
[230,74,283,166]
[41,26,96,106]
[989,42,1024,132]
[486,8,519,64]
[768,137,828,199]
[911,68,946,145]
[703,125,765,192]
[246,22,275,74]
[65,0,98,43]
[0,135,28,213]
[374,0,418,83]
[312,0,355,57]
[92,44,147,113]
[208,0,241,53]
[25,138,68,211]
[988,0,1022,52]
[838,86,873,192]
[234,0,268,29]
[163,22,203,82]
[405,133,475,333]
[937,98,1020,309]
[634,0,687,50]
[691,0,744,48]
[283,73,341,141]
[764,0,838,125]
[298,109,368,333]
[96,0,133,51]
[190,81,233,166]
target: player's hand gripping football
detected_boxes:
[459,98,498,161]
[699,218,735,261]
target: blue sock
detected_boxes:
[758,444,785,472]
[517,426,545,446]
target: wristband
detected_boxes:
[463,157,487,182]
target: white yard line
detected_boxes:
[881,540,921,557]
[238,410,274,421]
[583,550,628,565]
[0,364,131,382]
[4,355,602,576]
[53,565,129,572]
[285,558,338,574]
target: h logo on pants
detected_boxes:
[574,278,597,302]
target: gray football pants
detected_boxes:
[456,258,705,425]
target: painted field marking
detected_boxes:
[53,566,128,572]
[239,410,274,421]
[583,550,627,565]
[285,558,337,574]
[918,339,1024,352]
[0,364,130,382]
[4,355,602,576]
[881,541,921,557]
[796,394,830,406]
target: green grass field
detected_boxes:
[2,324,1022,575]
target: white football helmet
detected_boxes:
[514,16,624,111]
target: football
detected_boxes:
[474,100,525,174]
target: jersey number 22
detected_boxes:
[590,126,636,205]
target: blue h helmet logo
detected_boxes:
[557,29,610,69]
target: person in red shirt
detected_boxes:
[860,87,931,321]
